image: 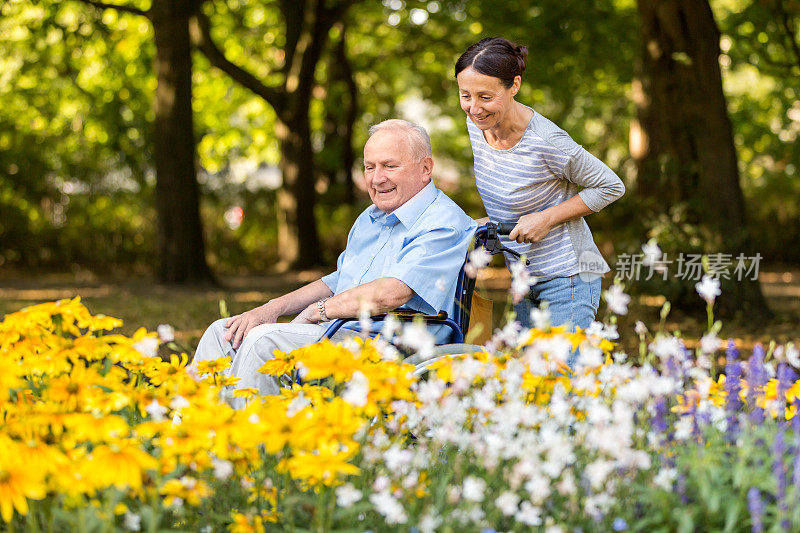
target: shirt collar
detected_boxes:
[368,180,438,228]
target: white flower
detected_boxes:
[369,491,407,524]
[653,467,677,490]
[145,399,168,422]
[418,512,442,533]
[123,512,141,532]
[372,476,390,492]
[495,491,520,516]
[530,307,551,330]
[510,260,536,303]
[577,342,604,368]
[335,483,362,508]
[556,471,577,496]
[700,332,721,354]
[342,371,369,407]
[156,324,175,343]
[462,476,486,502]
[786,343,800,367]
[169,395,190,410]
[465,247,492,278]
[383,446,414,474]
[585,459,614,489]
[641,239,662,266]
[380,314,401,339]
[414,378,446,404]
[585,321,619,341]
[515,501,543,526]
[603,284,631,315]
[399,321,435,358]
[446,485,462,504]
[358,301,374,333]
[491,320,522,347]
[695,274,721,304]
[635,320,648,336]
[649,335,684,361]
[524,473,550,504]
[286,392,310,417]
[133,335,158,358]
[212,458,233,481]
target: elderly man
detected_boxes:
[193,119,477,400]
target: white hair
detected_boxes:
[367,119,432,162]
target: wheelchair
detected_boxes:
[319,222,528,374]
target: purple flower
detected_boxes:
[777,363,795,398]
[613,517,628,531]
[747,487,764,533]
[677,474,689,505]
[725,360,743,442]
[794,434,800,493]
[652,397,668,435]
[746,345,768,424]
[726,339,739,361]
[774,426,789,528]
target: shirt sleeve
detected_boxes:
[320,249,345,292]
[546,130,625,212]
[321,219,360,293]
[382,225,474,315]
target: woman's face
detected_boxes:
[456,67,520,131]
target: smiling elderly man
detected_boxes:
[192,119,477,401]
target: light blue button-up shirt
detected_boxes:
[321,180,477,338]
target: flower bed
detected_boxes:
[1,296,799,532]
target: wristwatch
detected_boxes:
[317,298,330,321]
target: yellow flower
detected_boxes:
[0,439,46,522]
[86,443,158,490]
[196,356,232,375]
[278,442,359,487]
[233,388,259,399]
[258,357,294,376]
[229,512,268,533]
[160,476,213,506]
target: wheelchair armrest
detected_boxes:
[320,308,464,344]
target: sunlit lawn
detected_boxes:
[1,266,798,356]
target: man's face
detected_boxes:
[363,130,432,214]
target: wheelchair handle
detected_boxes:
[476,222,530,266]
[496,221,517,235]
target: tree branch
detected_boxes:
[189,10,284,110]
[74,0,149,18]
[777,0,800,74]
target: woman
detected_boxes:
[455,37,624,333]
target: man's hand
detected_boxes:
[508,211,555,244]
[224,302,280,350]
[290,304,320,325]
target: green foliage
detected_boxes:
[1,0,798,273]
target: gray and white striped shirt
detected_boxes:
[467,107,624,280]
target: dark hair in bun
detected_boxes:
[455,37,528,89]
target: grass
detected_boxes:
[1,266,798,357]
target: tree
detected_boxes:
[190,0,356,269]
[633,0,771,318]
[77,0,215,284]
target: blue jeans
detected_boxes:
[514,274,601,365]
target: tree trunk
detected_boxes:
[151,0,214,284]
[338,28,358,205]
[275,115,321,270]
[634,0,770,319]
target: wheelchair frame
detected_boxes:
[319,222,526,345]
